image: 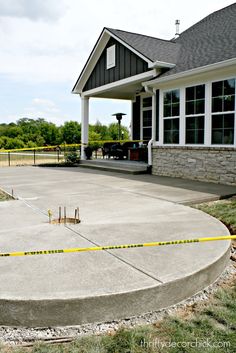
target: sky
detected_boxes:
[0,0,234,127]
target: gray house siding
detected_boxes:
[132,96,141,140]
[83,38,149,92]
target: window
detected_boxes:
[212,79,235,112]
[142,97,152,140]
[186,85,205,115]
[164,118,179,144]
[185,85,205,144]
[212,114,234,144]
[164,90,180,117]
[186,116,204,144]
[163,90,180,144]
[211,79,235,145]
[106,45,116,69]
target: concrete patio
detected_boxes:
[0,166,234,326]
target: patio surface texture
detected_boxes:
[0,166,235,327]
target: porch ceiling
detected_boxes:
[88,82,143,100]
[81,70,156,100]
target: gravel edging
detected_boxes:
[1,253,235,347]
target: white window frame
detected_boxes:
[211,78,236,146]
[158,76,236,148]
[140,95,152,141]
[185,84,205,145]
[106,45,116,70]
[162,88,181,145]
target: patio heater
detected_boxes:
[112,113,126,140]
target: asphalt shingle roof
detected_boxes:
[106,28,180,64]
[107,3,236,78]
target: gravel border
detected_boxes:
[1,249,235,346]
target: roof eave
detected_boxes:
[142,58,236,87]
[148,60,176,69]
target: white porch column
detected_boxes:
[81,96,89,160]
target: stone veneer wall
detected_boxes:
[152,146,236,185]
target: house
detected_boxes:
[72,3,236,185]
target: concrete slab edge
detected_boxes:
[0,243,230,327]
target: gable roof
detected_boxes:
[106,28,180,64]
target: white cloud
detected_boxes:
[0,0,67,21]
[32,98,60,113]
[0,0,234,126]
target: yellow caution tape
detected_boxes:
[0,235,235,258]
[0,140,144,153]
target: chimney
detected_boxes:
[175,19,180,37]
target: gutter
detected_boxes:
[142,58,236,87]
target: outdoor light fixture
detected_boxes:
[112,112,126,140]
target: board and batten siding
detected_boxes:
[83,38,149,92]
[132,96,141,140]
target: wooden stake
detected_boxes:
[59,207,61,224]
[77,207,80,223]
[64,207,66,224]
[74,209,77,224]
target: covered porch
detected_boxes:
[79,70,157,162]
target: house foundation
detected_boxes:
[152,146,236,185]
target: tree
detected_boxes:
[107,123,129,140]
[61,121,81,144]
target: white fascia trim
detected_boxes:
[81,70,156,97]
[142,58,236,87]
[148,60,176,69]
[73,30,110,94]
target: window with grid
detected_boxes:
[211,79,235,145]
[185,85,205,144]
[163,90,180,144]
[142,97,152,141]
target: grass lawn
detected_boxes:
[195,197,236,234]
[0,190,12,201]
[0,198,235,353]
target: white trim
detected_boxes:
[130,99,134,140]
[141,95,152,141]
[81,70,156,97]
[106,44,116,69]
[81,97,89,160]
[73,30,110,94]
[140,96,143,140]
[159,90,164,144]
[148,60,176,69]
[152,92,156,141]
[205,82,211,146]
[180,87,185,145]
[143,58,236,87]
[157,77,236,148]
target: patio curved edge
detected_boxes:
[0,242,230,327]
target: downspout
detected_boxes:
[144,86,155,171]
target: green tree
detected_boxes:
[107,123,129,140]
[61,121,81,144]
[90,121,109,140]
